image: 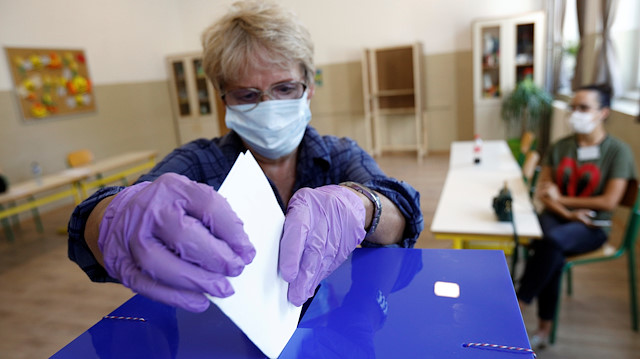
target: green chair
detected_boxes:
[550,179,640,344]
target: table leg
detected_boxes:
[510,242,519,283]
[0,204,15,242]
[28,196,44,233]
[9,202,20,230]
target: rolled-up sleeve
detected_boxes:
[68,186,124,282]
[328,136,423,248]
[363,177,423,248]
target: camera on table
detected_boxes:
[492,182,513,222]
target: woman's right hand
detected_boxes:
[537,182,560,201]
[567,208,594,226]
[98,173,255,312]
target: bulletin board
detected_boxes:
[4,47,96,120]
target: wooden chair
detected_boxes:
[550,179,640,344]
[67,149,133,191]
[521,150,541,197]
[67,149,94,168]
[517,131,536,167]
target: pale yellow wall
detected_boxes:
[455,51,475,142]
[310,61,367,146]
[0,51,471,186]
[311,52,475,153]
[0,82,177,182]
[607,112,640,172]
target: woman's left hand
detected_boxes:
[279,185,366,306]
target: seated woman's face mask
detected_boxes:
[568,111,598,134]
[225,92,311,159]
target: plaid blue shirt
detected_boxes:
[68,126,423,282]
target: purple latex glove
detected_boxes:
[279,185,366,306]
[98,173,255,312]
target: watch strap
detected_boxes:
[340,181,382,237]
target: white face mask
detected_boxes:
[568,111,597,134]
[225,93,312,159]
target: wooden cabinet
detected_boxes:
[473,12,545,140]
[166,53,226,145]
[362,43,426,159]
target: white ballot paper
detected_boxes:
[205,151,301,358]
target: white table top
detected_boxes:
[431,140,542,239]
[449,140,521,172]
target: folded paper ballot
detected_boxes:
[205,151,301,358]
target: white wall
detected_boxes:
[177,0,543,63]
[0,0,183,89]
[1,0,543,90]
[285,0,543,62]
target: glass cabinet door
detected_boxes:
[192,59,212,115]
[481,26,501,98]
[515,23,535,84]
[171,61,191,116]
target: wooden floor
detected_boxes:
[1,153,638,358]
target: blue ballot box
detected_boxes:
[51,248,533,358]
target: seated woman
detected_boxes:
[517,84,637,348]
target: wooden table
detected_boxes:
[431,141,542,273]
[0,170,87,239]
[0,150,157,241]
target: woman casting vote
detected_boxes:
[68,0,423,313]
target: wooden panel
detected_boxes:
[375,47,414,91]
[378,94,414,109]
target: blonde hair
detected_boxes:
[201,0,314,92]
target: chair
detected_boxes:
[521,150,541,197]
[517,131,536,167]
[67,149,135,194]
[67,149,94,168]
[550,179,640,344]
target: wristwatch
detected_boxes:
[340,181,382,237]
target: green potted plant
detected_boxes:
[501,78,553,160]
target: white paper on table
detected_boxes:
[204,151,301,358]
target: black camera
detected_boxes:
[492,183,513,222]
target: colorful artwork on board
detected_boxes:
[4,47,96,120]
